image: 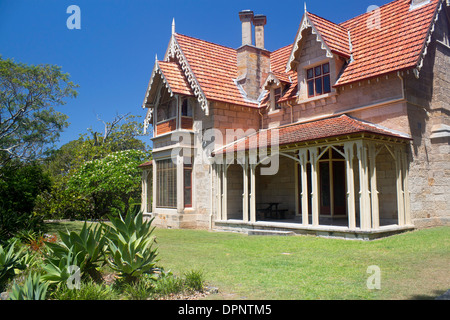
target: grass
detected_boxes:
[45,221,450,300]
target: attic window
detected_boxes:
[307,63,331,98]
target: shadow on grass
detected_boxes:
[407,289,449,300]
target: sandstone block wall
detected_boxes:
[403,10,450,228]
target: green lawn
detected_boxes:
[45,222,450,300]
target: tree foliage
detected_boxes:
[68,149,148,218]
[0,161,51,241]
[0,56,77,165]
[35,113,151,220]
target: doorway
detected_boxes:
[318,146,346,217]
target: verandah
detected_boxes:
[213,137,413,233]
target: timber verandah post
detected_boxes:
[309,147,320,227]
[356,141,372,231]
[222,164,228,221]
[368,142,380,230]
[344,142,357,229]
[242,154,249,223]
[298,149,309,226]
[215,164,223,221]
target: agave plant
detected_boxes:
[9,273,49,300]
[0,241,26,291]
[41,246,80,286]
[104,208,159,283]
[45,222,107,282]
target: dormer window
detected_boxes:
[307,62,331,98]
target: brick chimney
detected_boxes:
[236,11,270,101]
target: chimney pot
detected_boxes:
[253,15,267,49]
[239,10,254,46]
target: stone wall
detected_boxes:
[403,9,450,228]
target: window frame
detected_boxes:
[181,98,193,118]
[183,163,193,208]
[156,98,178,124]
[274,87,282,110]
[306,62,331,98]
[155,159,177,209]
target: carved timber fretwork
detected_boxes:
[143,108,153,135]
[414,0,443,78]
[286,13,334,73]
[166,35,210,115]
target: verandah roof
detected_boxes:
[212,114,411,155]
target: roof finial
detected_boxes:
[172,18,175,35]
[304,2,307,13]
[155,54,158,62]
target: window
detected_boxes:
[184,163,192,207]
[157,99,177,123]
[181,98,193,117]
[307,63,331,98]
[156,159,177,208]
[274,87,282,110]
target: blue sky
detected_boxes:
[0,0,393,149]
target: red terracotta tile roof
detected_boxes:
[157,61,193,96]
[336,0,441,86]
[268,44,298,103]
[150,0,441,108]
[213,114,411,154]
[174,33,259,108]
[307,12,351,58]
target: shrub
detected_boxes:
[103,208,158,283]
[41,246,79,287]
[9,273,48,300]
[0,162,51,242]
[45,222,107,282]
[50,279,118,300]
[183,269,205,292]
[121,276,155,300]
[154,273,184,297]
[0,241,26,291]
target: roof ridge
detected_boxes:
[174,32,237,52]
[307,12,349,32]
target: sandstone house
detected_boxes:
[139,0,450,239]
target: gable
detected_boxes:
[297,28,332,66]
[286,12,351,73]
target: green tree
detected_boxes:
[67,149,149,219]
[0,161,51,241]
[0,56,77,166]
[35,114,150,220]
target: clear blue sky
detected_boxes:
[0,0,393,149]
